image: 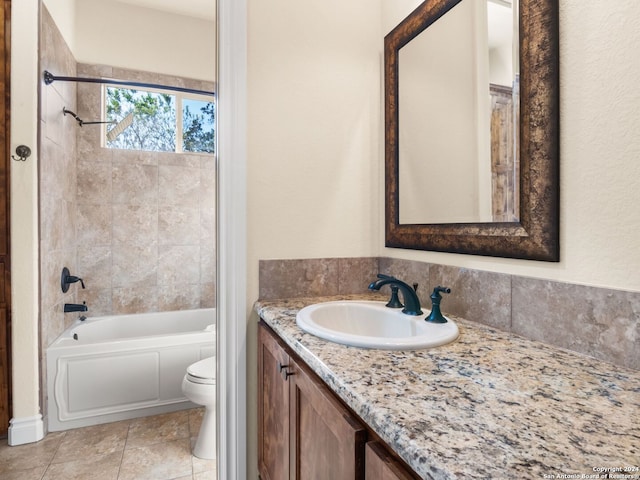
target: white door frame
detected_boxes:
[216,0,248,478]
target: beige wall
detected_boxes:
[44,0,215,82]
[398,1,491,223]
[74,0,215,82]
[249,0,640,297]
[10,0,41,432]
[382,1,640,293]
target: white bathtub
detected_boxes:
[46,308,215,432]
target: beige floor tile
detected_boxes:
[0,433,64,473]
[126,410,190,449]
[52,421,129,464]
[192,452,216,474]
[118,437,193,480]
[188,407,205,437]
[194,470,216,479]
[0,465,48,480]
[42,451,122,480]
[1,410,216,480]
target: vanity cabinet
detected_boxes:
[258,321,418,480]
[365,442,415,480]
[259,321,366,479]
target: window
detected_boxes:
[104,86,215,154]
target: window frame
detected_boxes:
[102,83,215,154]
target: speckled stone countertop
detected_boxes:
[255,295,640,480]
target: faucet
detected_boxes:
[61,267,85,293]
[368,274,423,316]
[64,302,88,313]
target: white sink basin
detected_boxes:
[296,301,458,350]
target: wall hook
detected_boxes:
[12,145,31,161]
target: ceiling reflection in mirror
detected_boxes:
[398,0,519,224]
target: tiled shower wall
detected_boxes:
[39,6,216,339]
[258,257,640,371]
[74,64,216,317]
[39,5,79,425]
[40,5,79,358]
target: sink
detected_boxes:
[295,301,458,350]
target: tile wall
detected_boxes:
[258,257,640,371]
[40,5,78,342]
[74,64,216,317]
[39,6,79,413]
[39,6,216,423]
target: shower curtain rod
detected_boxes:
[43,70,215,97]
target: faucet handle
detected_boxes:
[426,286,451,324]
[61,267,86,292]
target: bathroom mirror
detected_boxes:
[385,0,559,261]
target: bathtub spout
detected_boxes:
[64,302,87,313]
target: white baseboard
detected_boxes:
[8,415,45,446]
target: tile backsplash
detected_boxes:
[259,257,640,371]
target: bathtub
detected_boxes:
[46,308,215,432]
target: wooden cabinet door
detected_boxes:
[290,357,366,480]
[258,324,292,480]
[365,442,416,480]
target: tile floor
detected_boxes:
[0,408,215,480]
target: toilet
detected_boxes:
[182,356,216,459]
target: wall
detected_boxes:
[9,0,43,445]
[42,0,75,52]
[73,64,216,315]
[74,0,215,82]
[248,0,640,303]
[246,0,382,474]
[381,1,640,294]
[398,1,489,223]
[38,5,79,420]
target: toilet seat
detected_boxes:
[186,356,216,385]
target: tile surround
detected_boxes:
[259,257,640,371]
[40,54,216,320]
[39,6,217,424]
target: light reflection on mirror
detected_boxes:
[398,0,519,224]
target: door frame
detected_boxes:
[217,0,248,478]
[1,0,11,439]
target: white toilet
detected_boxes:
[182,356,216,459]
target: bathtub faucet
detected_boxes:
[64,302,88,313]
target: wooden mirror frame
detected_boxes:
[384,0,559,261]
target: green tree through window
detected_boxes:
[105,86,215,154]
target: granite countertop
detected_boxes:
[255,295,640,480]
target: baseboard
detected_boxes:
[8,415,45,446]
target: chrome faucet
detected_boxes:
[368,274,423,316]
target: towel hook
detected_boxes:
[12,145,32,162]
